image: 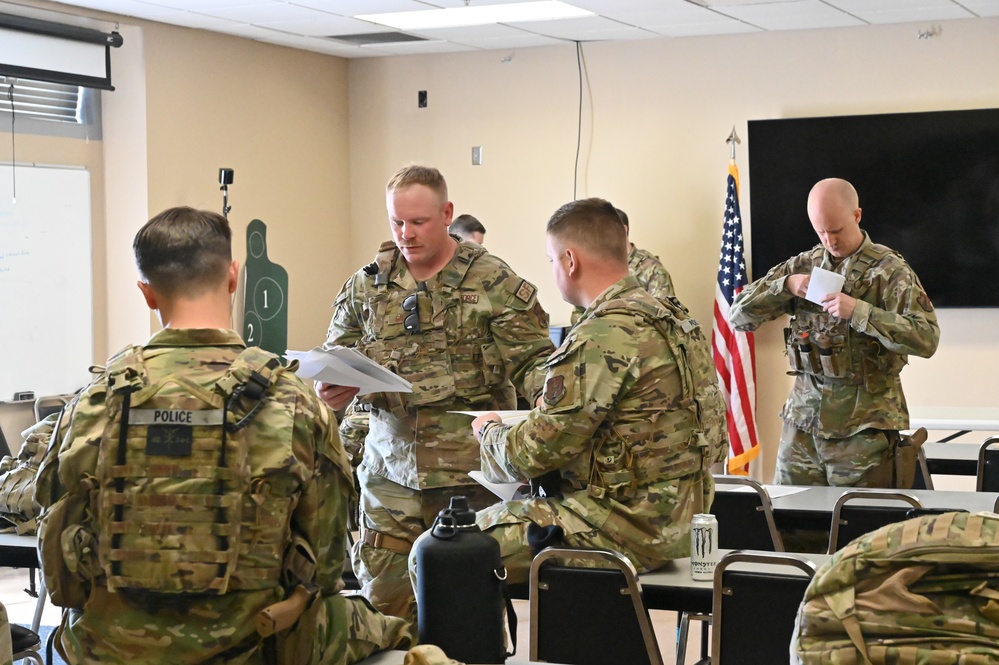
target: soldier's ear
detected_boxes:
[228,260,239,294]
[137,280,158,311]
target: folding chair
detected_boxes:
[676,475,786,664]
[10,624,43,664]
[711,551,817,665]
[33,394,70,423]
[530,547,663,665]
[0,399,36,459]
[711,475,784,551]
[827,489,922,554]
[976,436,999,492]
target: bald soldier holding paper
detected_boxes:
[729,178,939,487]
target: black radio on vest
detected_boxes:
[414,495,515,663]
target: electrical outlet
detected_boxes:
[472,146,482,165]
[418,90,427,108]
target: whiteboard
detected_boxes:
[0,165,93,399]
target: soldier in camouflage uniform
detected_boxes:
[35,207,410,665]
[729,178,939,486]
[570,207,675,325]
[446,198,727,581]
[318,166,553,621]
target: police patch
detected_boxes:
[515,280,536,303]
[462,294,479,304]
[543,375,567,406]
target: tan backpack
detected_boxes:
[0,413,58,534]
[793,510,999,664]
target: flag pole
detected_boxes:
[726,126,740,160]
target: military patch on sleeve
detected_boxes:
[543,375,567,407]
[462,294,479,304]
[515,280,536,303]
[917,292,934,312]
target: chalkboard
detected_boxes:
[0,164,93,399]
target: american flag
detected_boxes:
[712,160,760,475]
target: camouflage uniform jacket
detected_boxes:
[325,238,553,490]
[478,276,712,563]
[629,243,675,300]
[729,232,939,438]
[35,328,354,665]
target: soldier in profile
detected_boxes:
[729,178,939,487]
[449,213,486,245]
[455,198,727,581]
[317,165,553,622]
[36,207,410,664]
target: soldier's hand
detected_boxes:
[821,292,857,320]
[316,382,360,410]
[472,412,502,441]
[785,274,810,298]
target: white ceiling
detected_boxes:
[38,0,999,57]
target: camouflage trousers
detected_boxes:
[52,587,411,665]
[446,474,709,587]
[775,422,895,487]
[352,465,497,624]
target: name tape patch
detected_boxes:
[129,409,225,427]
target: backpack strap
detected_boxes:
[216,348,293,433]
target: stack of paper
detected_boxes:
[285,347,413,396]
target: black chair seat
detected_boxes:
[10,624,41,652]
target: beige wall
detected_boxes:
[7,1,998,480]
[346,18,999,480]
[7,0,353,365]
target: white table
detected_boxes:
[908,406,999,441]
[768,486,999,532]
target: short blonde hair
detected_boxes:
[386,165,448,202]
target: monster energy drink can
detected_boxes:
[690,513,718,581]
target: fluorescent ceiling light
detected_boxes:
[358,1,594,31]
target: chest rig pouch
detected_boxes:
[785,245,904,391]
[356,242,504,412]
[95,346,287,596]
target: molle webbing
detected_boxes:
[97,347,292,595]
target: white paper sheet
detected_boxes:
[804,267,846,305]
[468,470,530,501]
[285,347,413,396]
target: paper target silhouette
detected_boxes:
[242,219,288,359]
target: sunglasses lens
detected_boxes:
[403,292,420,333]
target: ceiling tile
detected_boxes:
[255,16,392,36]
[361,39,476,54]
[140,0,276,10]
[712,0,865,30]
[506,14,637,38]
[187,3,340,23]
[645,19,760,36]
[962,0,999,16]
[288,0,431,12]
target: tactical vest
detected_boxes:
[355,241,510,413]
[94,346,296,595]
[785,244,906,392]
[582,296,728,500]
[794,511,999,664]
